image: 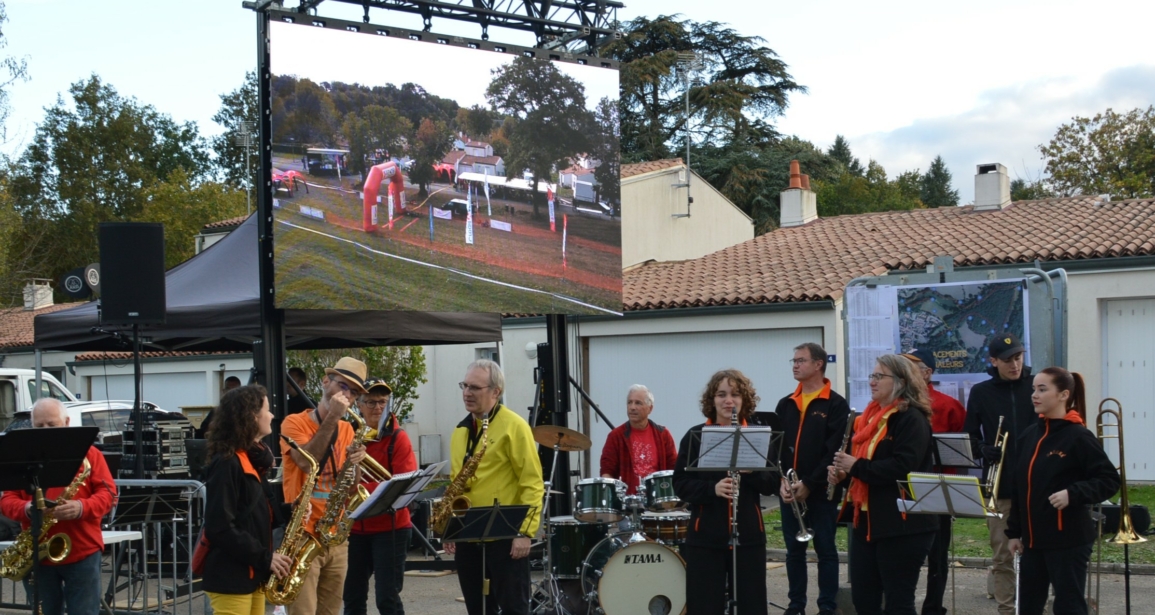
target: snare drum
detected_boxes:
[581,534,686,615]
[574,478,626,523]
[640,511,690,545]
[548,516,608,579]
[641,470,683,511]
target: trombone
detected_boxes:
[983,416,1008,515]
[1088,398,1144,614]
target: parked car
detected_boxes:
[445,198,476,218]
[3,400,175,453]
[0,369,79,430]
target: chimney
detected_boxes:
[780,160,818,228]
[23,279,53,311]
[974,163,1011,211]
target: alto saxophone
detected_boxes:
[315,407,371,547]
[265,436,324,605]
[430,416,489,535]
[0,458,91,580]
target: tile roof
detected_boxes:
[621,158,683,179]
[74,351,246,362]
[0,303,80,349]
[622,196,1155,311]
[202,215,250,231]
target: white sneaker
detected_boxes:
[273,606,287,615]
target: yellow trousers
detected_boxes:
[206,590,265,615]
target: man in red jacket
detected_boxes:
[0,398,117,615]
[901,349,966,615]
[599,384,677,495]
[342,378,418,615]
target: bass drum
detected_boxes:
[581,534,686,615]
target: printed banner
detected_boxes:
[432,207,453,220]
[491,219,512,232]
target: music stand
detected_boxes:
[443,503,532,615]
[0,426,97,614]
[350,461,446,521]
[898,473,996,615]
[931,433,981,471]
[688,426,779,615]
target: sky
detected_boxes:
[4,0,1155,203]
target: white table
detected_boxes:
[0,529,141,549]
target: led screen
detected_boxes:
[269,18,621,315]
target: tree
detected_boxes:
[919,155,959,207]
[590,97,620,209]
[136,169,247,269]
[605,15,805,163]
[278,78,339,146]
[8,75,210,285]
[486,56,592,218]
[0,1,29,142]
[210,71,258,191]
[288,346,428,423]
[456,105,495,140]
[827,135,864,176]
[342,104,412,177]
[1038,106,1155,199]
[407,118,452,198]
[813,160,923,217]
[1010,177,1052,201]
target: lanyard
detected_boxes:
[464,404,500,464]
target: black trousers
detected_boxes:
[849,530,935,615]
[921,515,952,615]
[343,528,412,615]
[454,539,530,615]
[1019,543,1093,615]
[681,544,767,615]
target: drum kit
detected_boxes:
[530,425,687,615]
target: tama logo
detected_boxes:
[623,553,663,564]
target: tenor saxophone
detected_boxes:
[0,458,91,580]
[264,436,324,606]
[430,416,489,535]
[315,407,372,547]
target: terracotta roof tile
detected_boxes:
[0,303,81,349]
[622,197,1155,311]
[202,215,250,231]
[621,158,683,179]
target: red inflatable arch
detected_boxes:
[362,161,406,231]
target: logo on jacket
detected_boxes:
[1047,450,1067,459]
[811,411,828,420]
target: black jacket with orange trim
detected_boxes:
[773,381,852,498]
[1005,415,1119,550]
[202,450,275,594]
[836,406,938,541]
[673,423,778,548]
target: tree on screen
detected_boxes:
[486,56,592,218]
[408,118,452,198]
[590,97,620,211]
[342,104,413,177]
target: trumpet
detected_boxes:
[785,469,813,542]
[983,416,1008,514]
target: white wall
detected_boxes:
[71,355,253,411]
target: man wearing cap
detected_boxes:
[901,349,966,615]
[343,378,417,615]
[443,359,543,615]
[599,384,677,495]
[963,333,1033,615]
[280,357,369,615]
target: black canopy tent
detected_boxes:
[33,214,502,352]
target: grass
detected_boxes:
[764,485,1155,565]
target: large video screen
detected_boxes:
[268,17,621,315]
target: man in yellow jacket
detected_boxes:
[444,359,543,615]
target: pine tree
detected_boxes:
[920,155,959,207]
[827,135,863,176]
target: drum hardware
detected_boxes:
[532,430,590,615]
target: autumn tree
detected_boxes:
[210,71,258,191]
[407,118,452,198]
[342,104,412,177]
[456,105,496,140]
[1039,106,1155,199]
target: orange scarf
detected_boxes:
[847,400,900,539]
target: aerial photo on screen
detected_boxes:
[268,20,622,315]
[897,280,1029,374]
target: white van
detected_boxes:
[0,369,78,429]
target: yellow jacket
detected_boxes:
[449,404,544,537]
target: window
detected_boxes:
[26,380,73,403]
[0,380,15,422]
[82,409,132,433]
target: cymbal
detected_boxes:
[532,425,592,452]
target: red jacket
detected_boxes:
[0,447,117,565]
[351,416,418,534]
[599,421,677,494]
[928,384,966,433]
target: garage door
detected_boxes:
[1104,299,1155,480]
[585,327,824,478]
[88,372,213,413]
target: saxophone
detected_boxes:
[315,407,392,546]
[430,416,489,535]
[264,436,324,605]
[0,458,91,580]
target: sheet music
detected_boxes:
[350,461,446,520]
[902,473,988,517]
[934,432,978,468]
[698,426,773,470]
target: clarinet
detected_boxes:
[828,409,856,500]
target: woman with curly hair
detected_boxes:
[827,354,937,615]
[673,369,777,615]
[202,385,291,615]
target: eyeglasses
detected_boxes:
[334,381,352,392]
[868,373,897,382]
[789,358,812,365]
[361,399,388,408]
[459,382,492,393]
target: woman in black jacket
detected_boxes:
[673,369,776,615]
[203,385,291,615]
[1006,367,1119,615]
[828,354,937,615]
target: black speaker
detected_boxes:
[99,223,166,325]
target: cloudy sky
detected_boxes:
[4,0,1154,202]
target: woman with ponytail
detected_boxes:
[827,354,937,615]
[1006,367,1119,615]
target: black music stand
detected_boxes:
[350,462,445,521]
[443,503,531,615]
[0,426,97,614]
[688,426,779,615]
